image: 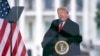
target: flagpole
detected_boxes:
[10,21,13,56]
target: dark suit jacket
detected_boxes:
[41,18,82,56]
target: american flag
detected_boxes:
[0,0,28,56]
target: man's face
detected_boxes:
[57,10,68,21]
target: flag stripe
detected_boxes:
[6,47,10,56]
[16,40,24,56]
[0,20,28,56]
[12,32,21,56]
[21,46,26,56]
[12,24,19,49]
[1,30,11,56]
[1,23,16,56]
[0,19,4,30]
[0,20,7,43]
[0,23,10,55]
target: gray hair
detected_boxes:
[57,7,69,13]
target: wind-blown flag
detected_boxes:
[0,0,28,56]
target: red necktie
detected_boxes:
[58,22,63,32]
